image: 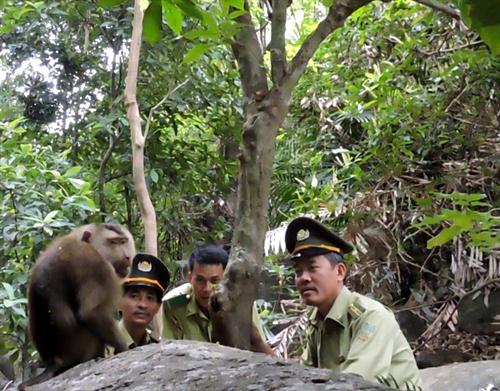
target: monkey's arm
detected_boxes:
[77,278,128,353]
[250,322,274,355]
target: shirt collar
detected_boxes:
[186,285,210,321]
[321,286,352,328]
[118,319,150,348]
[118,319,136,348]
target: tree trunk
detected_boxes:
[124,0,161,338]
[211,0,374,350]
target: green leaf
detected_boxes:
[454,0,500,54]
[97,0,128,8]
[3,299,14,308]
[143,0,162,44]
[427,225,463,248]
[7,118,24,129]
[415,215,445,226]
[174,0,203,20]
[228,10,247,19]
[183,43,212,63]
[64,166,82,177]
[150,169,159,183]
[2,283,15,300]
[184,29,219,41]
[478,25,500,55]
[20,144,32,154]
[68,178,86,189]
[162,0,183,35]
[43,210,58,223]
[221,0,245,12]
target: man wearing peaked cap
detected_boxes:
[286,217,421,390]
[108,253,170,354]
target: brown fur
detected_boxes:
[19,224,135,390]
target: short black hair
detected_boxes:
[188,244,229,271]
[323,252,345,267]
[123,284,162,303]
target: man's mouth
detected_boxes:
[134,311,149,318]
[300,287,317,295]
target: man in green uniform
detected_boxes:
[108,253,170,355]
[163,244,273,354]
[285,217,422,389]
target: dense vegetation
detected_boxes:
[0,0,498,380]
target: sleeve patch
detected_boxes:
[357,322,377,341]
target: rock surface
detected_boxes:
[24,340,390,391]
[421,360,500,391]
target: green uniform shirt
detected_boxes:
[105,319,159,356]
[162,282,265,342]
[302,287,422,390]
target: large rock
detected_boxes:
[25,340,390,391]
[421,360,500,391]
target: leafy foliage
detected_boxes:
[454,0,500,54]
[0,118,97,375]
[0,0,498,375]
[415,192,498,251]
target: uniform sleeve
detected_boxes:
[301,326,317,367]
[162,309,182,340]
[340,309,397,382]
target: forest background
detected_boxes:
[0,0,498,382]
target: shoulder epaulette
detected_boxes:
[348,301,365,319]
[163,283,192,311]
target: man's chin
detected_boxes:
[197,299,210,311]
[302,293,320,306]
[132,316,152,325]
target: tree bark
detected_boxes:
[124,0,161,338]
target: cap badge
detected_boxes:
[138,260,152,272]
[296,229,310,241]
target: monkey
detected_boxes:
[18,223,135,390]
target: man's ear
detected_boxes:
[336,262,347,280]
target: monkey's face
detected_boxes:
[90,225,136,278]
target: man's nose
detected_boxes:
[296,271,311,285]
[137,296,148,307]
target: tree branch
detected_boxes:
[282,0,373,94]
[270,0,287,85]
[144,79,188,140]
[125,0,162,339]
[98,129,124,217]
[412,0,460,19]
[231,1,268,105]
[125,0,157,256]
